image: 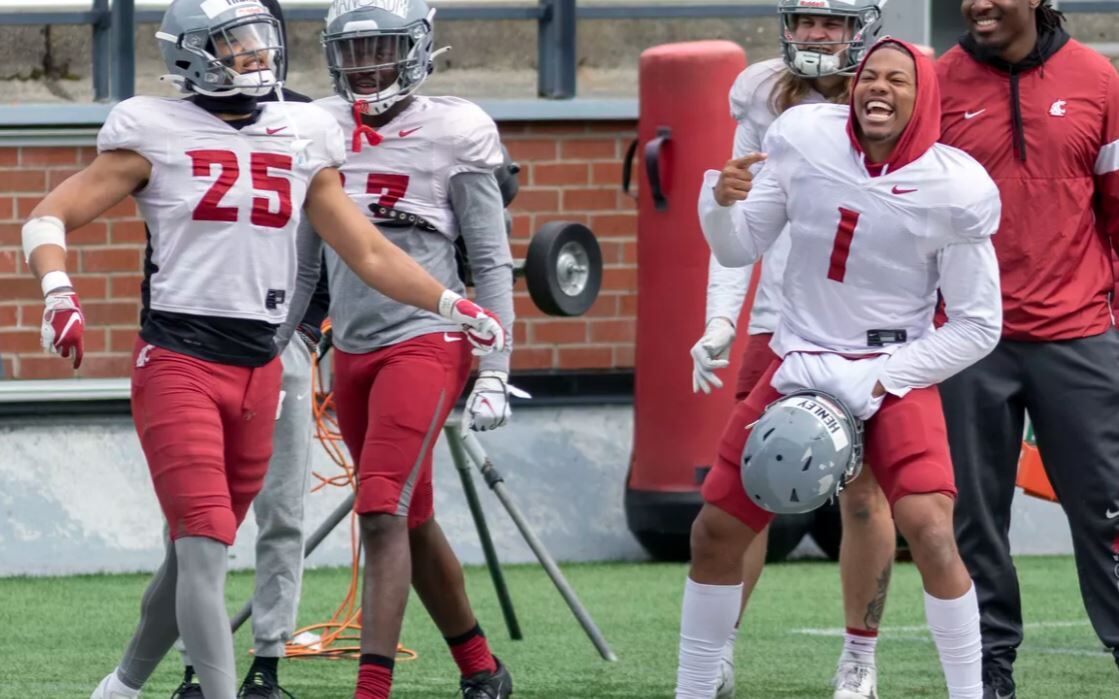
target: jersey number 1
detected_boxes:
[827,207,861,283]
[189,150,293,228]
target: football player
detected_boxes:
[169,1,331,696]
[686,2,897,696]
[676,39,1002,699]
[314,0,515,697]
[18,2,504,699]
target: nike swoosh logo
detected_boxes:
[1107,508,1119,519]
[964,109,986,120]
[892,186,918,195]
[398,127,423,138]
[266,127,287,135]
[443,333,463,343]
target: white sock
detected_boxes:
[676,578,742,699]
[841,630,878,664]
[106,668,141,696]
[721,625,738,666]
[925,584,983,699]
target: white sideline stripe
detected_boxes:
[1095,139,1119,175]
[790,620,1089,637]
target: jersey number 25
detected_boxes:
[189,150,293,229]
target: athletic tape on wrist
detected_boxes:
[21,216,66,264]
[40,270,73,297]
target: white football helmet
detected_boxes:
[778,0,887,78]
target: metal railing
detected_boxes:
[0,0,1116,105]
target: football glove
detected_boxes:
[690,317,735,394]
[41,290,84,369]
[462,371,531,432]
[438,290,506,356]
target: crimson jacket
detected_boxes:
[938,29,1119,341]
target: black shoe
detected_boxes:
[237,668,295,699]
[170,668,205,698]
[459,657,513,699]
[982,669,1015,699]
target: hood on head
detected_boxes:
[845,37,941,174]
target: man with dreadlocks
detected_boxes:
[938,1,1119,696]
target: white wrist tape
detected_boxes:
[438,289,462,319]
[41,270,73,297]
[21,216,66,264]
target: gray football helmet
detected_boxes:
[155,0,284,97]
[778,0,887,78]
[740,390,864,515]
[323,0,439,114]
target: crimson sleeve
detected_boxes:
[1094,70,1119,256]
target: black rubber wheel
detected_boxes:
[524,221,603,317]
[765,512,815,563]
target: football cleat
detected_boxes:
[91,672,140,699]
[460,657,513,699]
[833,657,878,699]
[982,669,1015,699]
[169,668,204,698]
[715,654,736,699]
[237,668,294,698]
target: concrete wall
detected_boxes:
[0,404,1074,577]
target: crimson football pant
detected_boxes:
[333,332,473,525]
[734,332,777,401]
[704,360,956,534]
[941,331,1119,676]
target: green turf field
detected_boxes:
[1,556,1114,698]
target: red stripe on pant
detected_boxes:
[130,338,282,545]
[332,332,472,528]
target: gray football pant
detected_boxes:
[116,537,236,699]
[179,338,315,663]
[941,331,1119,677]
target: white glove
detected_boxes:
[690,317,736,394]
[462,371,531,432]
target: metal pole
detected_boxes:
[110,0,136,101]
[91,0,110,101]
[444,425,524,641]
[458,430,618,662]
[537,0,576,99]
[231,491,356,633]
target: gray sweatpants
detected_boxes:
[941,331,1119,677]
[178,338,314,664]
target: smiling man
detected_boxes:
[677,39,1002,699]
[937,2,1119,696]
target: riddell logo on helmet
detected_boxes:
[327,0,412,22]
[797,0,830,7]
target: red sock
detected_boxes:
[446,624,498,677]
[354,655,394,699]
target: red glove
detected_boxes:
[439,291,506,356]
[41,291,84,369]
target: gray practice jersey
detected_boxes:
[315,94,514,372]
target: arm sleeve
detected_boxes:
[698,163,788,268]
[1094,70,1119,255]
[274,217,325,353]
[705,96,766,326]
[878,239,1002,395]
[450,170,515,373]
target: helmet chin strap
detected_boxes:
[792,49,843,78]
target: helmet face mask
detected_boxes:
[323,0,437,114]
[159,0,285,97]
[740,390,864,515]
[777,0,886,78]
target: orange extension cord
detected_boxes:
[281,323,418,663]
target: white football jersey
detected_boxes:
[97,96,345,325]
[707,58,825,334]
[314,95,503,240]
[700,103,1002,401]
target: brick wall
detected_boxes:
[0,121,638,380]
